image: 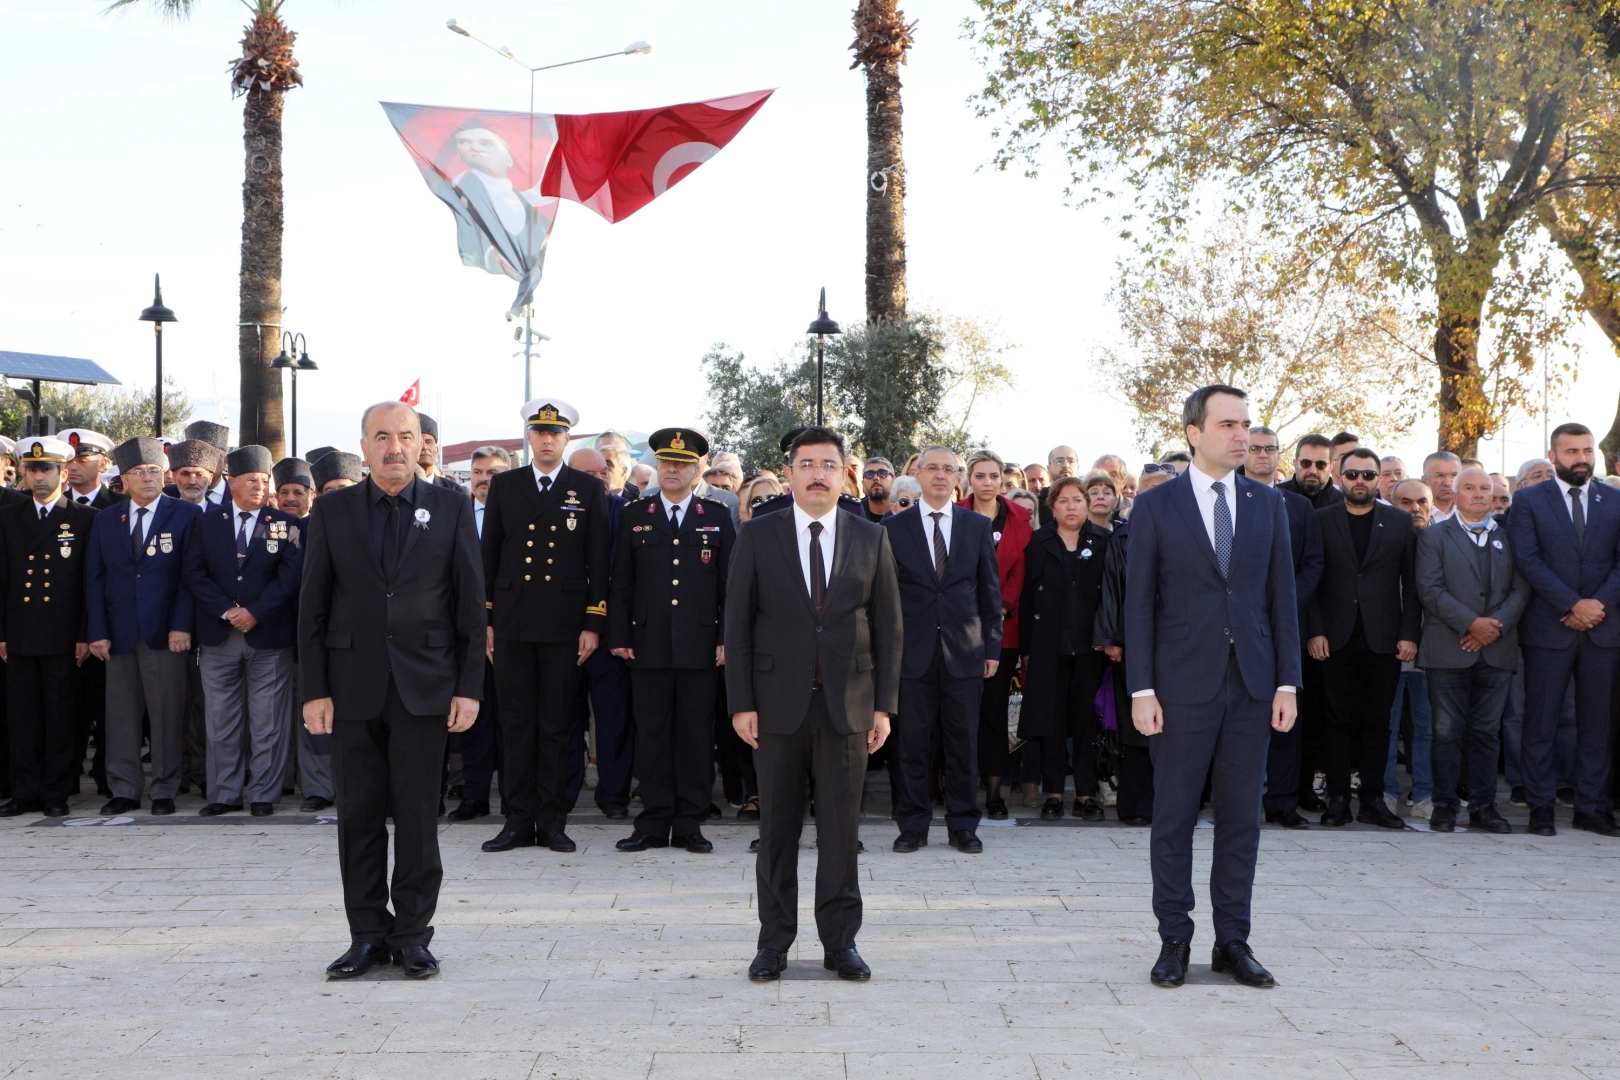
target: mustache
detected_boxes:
[806,481,830,491]
[381,452,410,465]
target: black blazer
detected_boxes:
[481,464,610,643]
[1280,487,1325,621]
[607,494,736,668]
[0,495,97,655]
[298,477,486,719]
[1019,520,1110,738]
[724,508,903,735]
[880,504,1002,680]
[1308,501,1421,652]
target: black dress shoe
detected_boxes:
[1469,806,1513,834]
[326,942,390,980]
[482,827,537,852]
[1073,797,1105,821]
[250,802,274,817]
[446,799,489,821]
[1509,785,1528,808]
[1356,798,1406,829]
[42,803,69,818]
[394,944,439,979]
[824,947,871,980]
[748,838,760,853]
[1572,809,1620,837]
[0,800,40,817]
[198,802,243,817]
[1264,808,1310,829]
[1120,815,1151,827]
[616,832,669,852]
[1528,806,1557,836]
[300,796,334,813]
[100,797,138,815]
[1150,938,1190,987]
[150,798,176,816]
[986,798,1008,820]
[1319,795,1352,827]
[892,830,926,853]
[1297,790,1326,813]
[949,830,984,853]
[1558,786,1576,808]
[675,831,713,853]
[1039,796,1063,821]
[748,947,787,981]
[1212,940,1276,987]
[546,831,577,853]
[1429,805,1458,833]
[602,804,629,820]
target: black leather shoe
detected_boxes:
[1572,809,1620,837]
[675,832,714,853]
[1529,806,1557,836]
[748,947,787,981]
[1120,815,1151,827]
[1264,808,1310,829]
[300,796,333,813]
[949,830,984,853]
[100,797,138,815]
[0,800,40,817]
[1509,785,1528,808]
[326,942,390,979]
[748,838,760,853]
[150,798,176,816]
[250,802,273,817]
[482,827,537,852]
[546,831,577,853]
[1356,798,1406,829]
[1039,796,1063,820]
[1429,805,1458,833]
[1212,940,1276,987]
[892,830,925,853]
[42,803,69,818]
[1073,797,1104,821]
[1319,795,1352,827]
[1297,790,1326,813]
[394,944,439,979]
[824,947,871,980]
[1150,938,1190,987]
[198,802,243,817]
[602,804,629,820]
[1558,786,1576,808]
[986,798,1008,820]
[1469,806,1513,834]
[446,799,489,821]
[617,832,668,851]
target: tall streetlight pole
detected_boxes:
[806,288,842,427]
[138,275,177,437]
[271,332,318,456]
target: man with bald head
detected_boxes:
[1392,479,1433,529]
[1048,445,1079,482]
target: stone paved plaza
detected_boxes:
[2,792,1619,1080]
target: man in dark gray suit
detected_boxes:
[725,426,902,983]
[1415,467,1530,834]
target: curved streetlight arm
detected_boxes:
[446,19,651,74]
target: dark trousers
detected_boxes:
[7,654,78,806]
[1150,653,1269,944]
[73,655,106,790]
[1522,639,1618,813]
[1263,703,1302,814]
[1426,663,1513,812]
[458,660,503,804]
[1294,652,1326,803]
[630,667,716,839]
[332,676,447,951]
[894,640,982,834]
[755,688,866,952]
[714,671,756,805]
[1319,635,1400,799]
[181,651,207,790]
[495,639,582,837]
[1055,652,1104,797]
[563,647,634,812]
[1117,743,1154,821]
[976,647,1019,778]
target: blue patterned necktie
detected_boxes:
[237,512,251,569]
[1211,480,1232,579]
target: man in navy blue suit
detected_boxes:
[882,446,1002,854]
[1125,385,1300,989]
[86,437,203,816]
[182,445,305,817]
[1505,422,1620,837]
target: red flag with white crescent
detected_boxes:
[400,379,421,407]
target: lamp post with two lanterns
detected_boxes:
[271,333,318,457]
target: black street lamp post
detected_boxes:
[137,275,177,437]
[271,333,318,456]
[806,287,842,427]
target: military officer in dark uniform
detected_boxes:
[480,397,610,854]
[0,438,97,817]
[609,427,734,853]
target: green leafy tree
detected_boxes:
[0,380,193,446]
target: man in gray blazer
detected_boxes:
[1414,467,1530,834]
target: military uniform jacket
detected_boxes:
[481,464,610,642]
[182,503,305,651]
[607,494,735,668]
[0,495,97,655]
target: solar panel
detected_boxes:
[0,351,122,386]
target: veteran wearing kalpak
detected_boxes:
[609,427,735,854]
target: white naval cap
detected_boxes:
[521,397,579,433]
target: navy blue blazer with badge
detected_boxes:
[881,503,1003,680]
[181,502,305,650]
[1504,476,1620,650]
[86,494,201,652]
[1123,470,1301,706]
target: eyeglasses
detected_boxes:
[919,463,958,475]
[862,469,892,479]
[1050,456,1078,465]
[1296,458,1329,470]
[125,467,164,480]
[1141,463,1176,475]
[1248,444,1280,454]
[1341,469,1378,481]
[792,459,842,473]
[895,496,913,508]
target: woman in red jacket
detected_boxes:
[961,449,1034,818]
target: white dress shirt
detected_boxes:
[71,485,98,506]
[230,502,262,547]
[207,477,229,507]
[129,495,164,546]
[32,498,53,520]
[792,502,837,594]
[473,497,487,538]
[532,462,563,491]
[1431,502,1458,524]
[917,498,954,556]
[1456,512,1498,547]
[1185,461,1237,548]
[1559,478,1590,523]
[660,491,694,524]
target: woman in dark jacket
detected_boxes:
[1018,472,1115,820]
[961,449,1034,819]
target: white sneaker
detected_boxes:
[1383,792,1399,814]
[1100,780,1118,807]
[1410,797,1433,820]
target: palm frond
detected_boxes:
[101,0,196,19]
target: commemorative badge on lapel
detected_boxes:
[158,532,173,555]
[567,515,577,531]
[701,548,713,564]
[58,524,72,559]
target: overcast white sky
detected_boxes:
[0,0,1612,475]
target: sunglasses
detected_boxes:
[1296,458,1329,470]
[1142,463,1176,475]
[862,469,892,479]
[1341,469,1378,481]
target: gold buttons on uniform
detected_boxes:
[548,542,555,548]
[672,559,679,566]
[672,539,679,546]
[529,524,536,531]
[22,597,28,603]
[525,574,531,581]
[671,598,679,606]
[545,575,551,581]
[525,557,532,564]
[41,597,48,603]
[551,525,557,531]
[527,540,534,547]
[671,579,679,586]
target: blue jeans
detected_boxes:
[1384,670,1432,802]
[1502,661,1577,789]
[1426,663,1513,812]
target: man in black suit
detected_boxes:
[300,402,485,980]
[1307,446,1420,829]
[882,445,1002,854]
[1278,434,1344,510]
[479,397,610,856]
[726,426,902,982]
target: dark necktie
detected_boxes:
[670,503,680,530]
[808,520,825,615]
[237,512,251,569]
[930,511,947,579]
[1572,486,1586,548]
[131,506,148,560]
[381,496,401,579]
[1211,480,1233,579]
[77,495,89,505]
[540,474,552,493]
[38,505,48,522]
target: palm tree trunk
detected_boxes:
[852,1,915,324]
[238,83,286,456]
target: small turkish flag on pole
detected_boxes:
[400,379,421,407]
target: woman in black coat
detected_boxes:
[1018,473,1115,821]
